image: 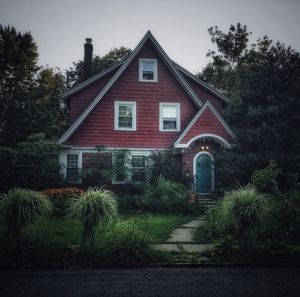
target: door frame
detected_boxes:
[193,151,215,194]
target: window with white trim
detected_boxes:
[66,153,80,182]
[113,153,126,183]
[139,58,157,82]
[114,101,136,131]
[131,155,147,182]
[159,103,180,131]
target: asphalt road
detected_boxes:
[0,267,300,297]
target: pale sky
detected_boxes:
[1,0,300,74]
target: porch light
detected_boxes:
[201,146,205,150]
[206,146,209,150]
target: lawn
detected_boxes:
[0,214,194,246]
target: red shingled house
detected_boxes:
[58,31,236,194]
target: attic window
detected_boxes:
[139,58,157,82]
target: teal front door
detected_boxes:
[196,154,212,193]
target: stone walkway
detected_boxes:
[155,216,214,253]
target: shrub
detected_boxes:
[141,178,191,213]
[222,186,270,253]
[68,187,118,250]
[147,150,191,186]
[101,219,160,266]
[0,188,52,248]
[41,187,83,216]
[251,160,281,194]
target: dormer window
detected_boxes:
[139,58,157,82]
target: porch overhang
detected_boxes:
[174,133,232,149]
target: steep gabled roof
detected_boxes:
[58,30,202,144]
[174,62,231,104]
[173,101,236,148]
[62,61,124,99]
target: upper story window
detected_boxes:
[114,101,136,131]
[159,103,180,132]
[139,58,157,82]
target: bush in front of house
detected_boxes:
[222,186,270,253]
[251,160,281,194]
[41,187,84,216]
[0,188,52,248]
[141,178,191,214]
[100,218,162,266]
[68,187,118,250]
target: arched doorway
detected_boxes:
[193,152,214,194]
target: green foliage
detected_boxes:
[41,187,83,216]
[0,134,63,191]
[211,236,238,258]
[0,25,67,145]
[101,218,159,266]
[66,47,131,88]
[0,188,52,248]
[68,187,118,249]
[251,161,281,194]
[0,25,38,145]
[221,186,270,253]
[148,150,190,186]
[201,23,300,189]
[141,178,191,214]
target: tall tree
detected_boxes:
[201,24,300,188]
[0,25,39,145]
[32,67,67,138]
[65,46,131,88]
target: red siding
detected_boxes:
[66,41,198,148]
[184,77,224,112]
[179,107,234,145]
[69,71,117,123]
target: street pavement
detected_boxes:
[0,267,300,297]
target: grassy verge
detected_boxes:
[0,213,193,268]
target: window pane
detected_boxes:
[162,106,177,118]
[67,154,79,181]
[163,119,177,130]
[118,104,133,128]
[131,155,146,182]
[142,61,154,80]
[115,154,125,181]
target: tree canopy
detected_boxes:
[65,46,131,88]
[201,23,300,188]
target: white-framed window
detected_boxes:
[112,151,149,184]
[131,155,147,182]
[159,103,180,131]
[66,153,81,183]
[139,58,158,82]
[114,101,136,131]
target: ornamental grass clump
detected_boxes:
[222,186,270,253]
[68,187,118,250]
[101,219,159,266]
[0,188,52,248]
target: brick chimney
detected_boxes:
[83,38,93,79]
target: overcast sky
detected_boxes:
[1,0,300,74]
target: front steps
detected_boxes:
[196,194,217,213]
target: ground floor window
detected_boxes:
[112,151,148,183]
[131,155,146,182]
[66,153,80,182]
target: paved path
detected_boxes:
[155,216,213,253]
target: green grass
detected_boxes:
[125,214,194,243]
[0,214,193,246]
